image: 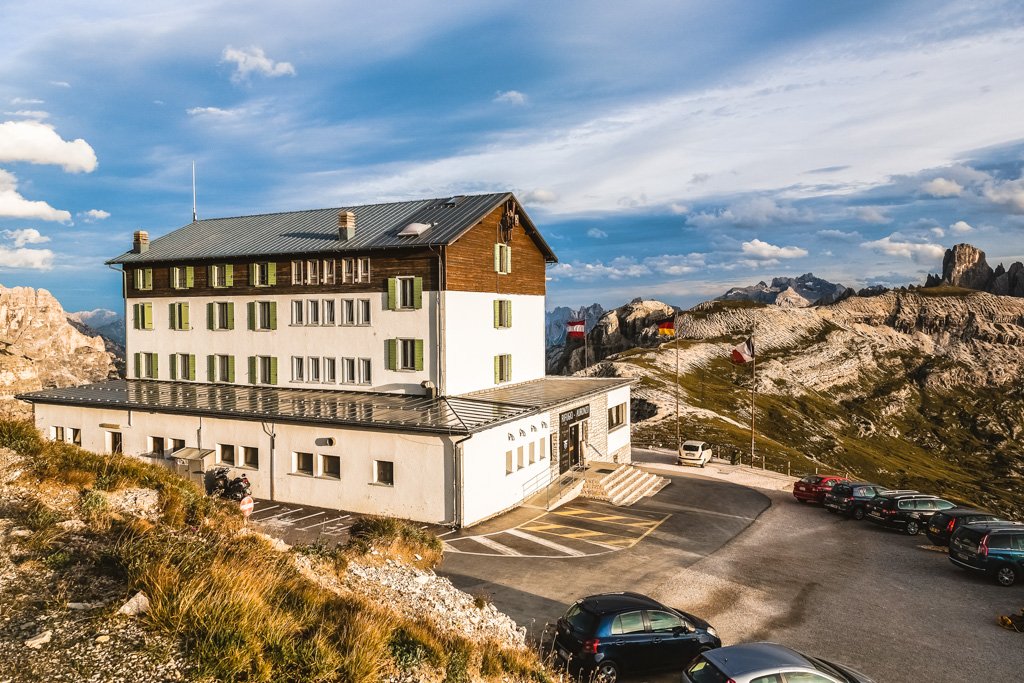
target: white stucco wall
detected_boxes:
[441,292,546,395]
[34,403,452,524]
[460,413,551,526]
[125,291,437,394]
[606,386,631,456]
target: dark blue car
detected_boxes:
[949,521,1024,586]
[553,592,721,682]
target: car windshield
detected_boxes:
[800,476,822,484]
[685,657,729,683]
[809,656,853,681]
[563,604,597,635]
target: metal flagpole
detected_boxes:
[751,323,757,469]
[675,315,680,454]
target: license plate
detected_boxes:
[557,647,569,662]
[930,527,939,534]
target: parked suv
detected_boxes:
[552,592,720,682]
[793,475,847,505]
[926,508,1001,547]
[949,522,1024,586]
[866,494,955,535]
[823,482,888,520]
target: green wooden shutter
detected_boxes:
[208,355,216,382]
[208,265,215,287]
[269,357,278,385]
[134,353,141,378]
[494,355,500,383]
[168,303,176,330]
[225,264,234,287]
[181,303,189,329]
[169,354,177,380]
[413,277,423,309]
[506,301,512,327]
[493,300,500,328]
[414,339,424,371]
[267,263,276,286]
[227,356,235,383]
[185,266,194,288]
[249,263,256,285]
[149,354,158,379]
[386,339,397,371]
[226,302,235,330]
[507,354,512,380]
[269,302,277,330]
[504,247,512,273]
[132,303,140,329]
[387,278,397,310]
[248,356,257,384]
[247,302,256,330]
[494,244,502,272]
[144,268,153,289]
[206,302,214,330]
[187,354,196,381]
[143,303,153,330]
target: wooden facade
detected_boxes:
[444,204,548,296]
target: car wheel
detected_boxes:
[905,521,920,536]
[594,661,619,683]
[996,565,1017,587]
[852,506,865,521]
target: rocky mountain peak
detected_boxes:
[720,272,847,306]
[927,243,1024,297]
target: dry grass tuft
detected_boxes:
[346,515,443,569]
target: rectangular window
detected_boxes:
[321,454,341,479]
[210,264,231,288]
[517,445,524,470]
[324,357,336,383]
[71,428,81,447]
[134,268,153,291]
[358,257,370,283]
[608,403,627,430]
[341,257,371,284]
[358,298,371,325]
[399,338,416,371]
[321,259,336,285]
[292,356,305,382]
[242,446,259,468]
[291,260,302,285]
[374,460,394,486]
[494,299,512,328]
[170,266,193,290]
[529,442,536,464]
[398,276,416,309]
[359,358,372,385]
[169,302,190,330]
[133,302,154,330]
[341,299,356,325]
[251,262,274,287]
[209,354,235,383]
[307,299,320,326]
[256,355,277,385]
[52,426,65,441]
[136,352,159,379]
[386,339,422,372]
[291,300,304,325]
[295,451,313,475]
[108,431,123,454]
[253,301,275,330]
[322,299,336,325]
[150,436,166,456]
[494,354,512,383]
[308,356,320,382]
[505,450,514,475]
[539,438,547,460]
[169,438,185,453]
[494,243,512,274]
[304,259,319,285]
[209,301,234,330]
[342,357,356,383]
[218,444,235,465]
[170,353,196,381]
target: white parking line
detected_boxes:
[506,528,584,556]
[289,511,325,524]
[259,508,302,521]
[321,524,351,536]
[472,536,521,556]
[251,505,279,515]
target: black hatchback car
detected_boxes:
[823,482,889,520]
[553,592,720,682]
[925,507,1001,546]
[866,493,955,535]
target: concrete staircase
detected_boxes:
[582,465,670,506]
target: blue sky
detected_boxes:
[1,1,1023,313]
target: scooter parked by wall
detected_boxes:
[205,466,251,501]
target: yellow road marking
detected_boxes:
[550,508,664,529]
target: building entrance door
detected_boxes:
[558,404,591,474]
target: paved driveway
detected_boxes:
[247,499,355,546]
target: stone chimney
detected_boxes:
[132,230,149,254]
[338,211,356,241]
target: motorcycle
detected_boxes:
[206,466,252,501]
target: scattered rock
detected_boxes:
[106,488,159,519]
[24,630,52,649]
[94,634,111,643]
[67,601,104,611]
[117,591,150,617]
[57,519,86,532]
[10,528,31,538]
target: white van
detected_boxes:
[677,440,713,468]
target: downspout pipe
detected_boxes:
[449,433,472,529]
[261,421,276,501]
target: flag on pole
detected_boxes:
[567,320,586,339]
[658,320,675,336]
[730,337,755,364]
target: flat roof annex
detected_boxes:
[461,376,634,411]
[108,192,557,265]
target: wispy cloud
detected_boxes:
[550,252,705,281]
[855,206,891,224]
[10,98,43,106]
[586,228,608,239]
[222,46,296,83]
[688,197,812,229]
[2,228,50,246]
[982,177,1024,212]
[817,229,861,240]
[493,90,527,105]
[49,81,70,88]
[4,110,49,120]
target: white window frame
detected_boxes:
[321,259,336,285]
[399,338,416,371]
[359,358,372,385]
[294,451,314,476]
[211,264,228,288]
[170,266,187,289]
[308,356,321,383]
[307,299,320,326]
[242,446,259,469]
[358,257,370,283]
[358,298,371,325]
[341,257,371,284]
[218,443,236,466]
[291,300,304,325]
[216,354,232,383]
[292,356,305,382]
[342,357,356,384]
[253,262,271,287]
[291,260,303,285]
[341,299,356,326]
[142,352,158,379]
[397,276,416,310]
[324,357,337,383]
[496,299,512,328]
[373,459,394,486]
[257,301,273,330]
[495,243,512,274]
[496,353,512,383]
[174,353,191,380]
[608,403,627,430]
[322,299,336,325]
[320,454,341,479]
[214,301,230,330]
[258,355,273,384]
[304,259,319,285]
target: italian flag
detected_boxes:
[730,337,755,364]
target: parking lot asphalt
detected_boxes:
[438,468,1024,682]
[246,499,356,546]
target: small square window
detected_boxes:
[374,460,394,486]
[295,451,313,475]
[170,438,185,453]
[242,446,259,468]
[219,444,235,465]
[150,436,165,455]
[322,454,341,479]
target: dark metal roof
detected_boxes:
[462,376,634,410]
[17,380,536,436]
[108,192,557,264]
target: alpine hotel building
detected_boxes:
[21,193,632,526]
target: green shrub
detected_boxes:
[346,515,443,568]
[0,419,43,455]
[44,549,74,569]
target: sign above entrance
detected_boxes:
[559,404,590,428]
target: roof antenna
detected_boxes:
[192,160,198,222]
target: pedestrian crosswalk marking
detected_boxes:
[505,528,584,556]
[472,535,521,556]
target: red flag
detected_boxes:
[567,320,585,339]
[730,337,755,364]
[658,320,675,336]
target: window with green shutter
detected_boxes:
[208,355,216,382]
[134,268,153,290]
[143,303,153,330]
[187,354,196,381]
[494,300,511,328]
[248,356,257,384]
[414,339,424,371]
[226,355,235,383]
[385,339,398,371]
[169,302,189,330]
[387,277,398,310]
[494,354,512,383]
[169,353,177,380]
[494,244,512,274]
[171,266,195,289]
[268,357,278,385]
[134,353,141,378]
[249,262,275,287]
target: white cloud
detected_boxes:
[0,120,97,173]
[222,46,296,83]
[186,106,237,118]
[669,203,689,215]
[861,234,944,263]
[49,81,70,88]
[688,197,812,229]
[2,228,49,246]
[586,228,608,239]
[79,209,110,222]
[817,229,861,240]
[855,206,891,224]
[983,177,1024,213]
[10,98,43,105]
[4,110,49,120]
[0,246,54,270]
[493,90,527,105]
[920,177,963,198]
[931,227,945,237]
[949,220,973,234]
[521,189,557,204]
[550,252,705,281]
[0,170,70,221]
[644,252,706,276]
[740,238,808,260]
